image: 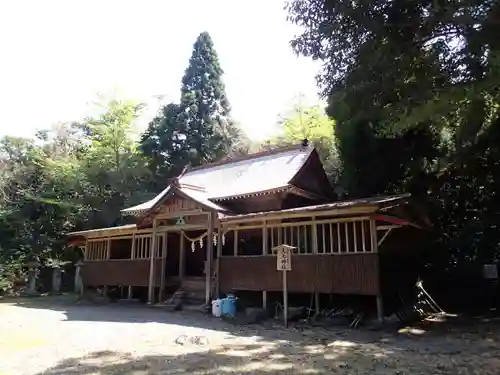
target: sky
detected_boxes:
[0,0,322,141]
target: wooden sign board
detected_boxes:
[271,244,296,328]
[273,244,295,271]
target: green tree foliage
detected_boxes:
[0,129,88,291]
[81,100,151,227]
[287,0,500,270]
[262,98,340,183]
[0,100,151,292]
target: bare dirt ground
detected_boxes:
[1,296,499,375]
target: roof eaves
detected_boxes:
[67,224,137,237]
[211,186,292,201]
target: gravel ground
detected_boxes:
[0,297,499,374]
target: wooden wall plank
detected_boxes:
[219,254,380,295]
[82,259,165,287]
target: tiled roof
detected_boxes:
[121,185,173,214]
[122,144,313,215]
[180,145,313,200]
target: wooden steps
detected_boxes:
[182,277,206,306]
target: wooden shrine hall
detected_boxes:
[68,143,425,321]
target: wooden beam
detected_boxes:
[377,224,402,231]
[154,209,203,219]
[377,227,394,247]
[288,186,331,202]
[221,215,372,231]
[83,227,153,239]
[220,206,379,225]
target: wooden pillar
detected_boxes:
[233,229,238,256]
[130,233,136,259]
[216,229,222,297]
[262,220,267,308]
[129,233,135,299]
[159,232,167,302]
[312,220,320,314]
[370,217,384,322]
[106,238,111,259]
[179,231,185,282]
[205,212,214,305]
[147,221,158,304]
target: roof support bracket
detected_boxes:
[377,227,394,247]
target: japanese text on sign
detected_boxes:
[276,247,292,271]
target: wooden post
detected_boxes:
[129,234,135,298]
[147,222,157,304]
[127,285,133,299]
[370,217,384,322]
[216,230,222,297]
[179,231,185,282]
[262,220,267,309]
[131,233,136,259]
[315,292,320,316]
[233,229,238,256]
[376,295,384,323]
[312,220,320,314]
[107,238,111,259]
[159,232,167,302]
[206,212,214,305]
[283,270,288,328]
[262,221,268,255]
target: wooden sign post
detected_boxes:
[272,244,295,328]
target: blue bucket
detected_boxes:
[222,294,237,317]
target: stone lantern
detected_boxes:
[74,260,84,296]
[51,265,62,294]
[25,259,40,295]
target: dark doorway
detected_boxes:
[166,232,180,277]
[184,230,206,277]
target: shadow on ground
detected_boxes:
[4,295,500,374]
[31,340,417,375]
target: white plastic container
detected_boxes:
[211,298,222,317]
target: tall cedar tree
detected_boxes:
[141,32,244,183]
[179,31,236,165]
